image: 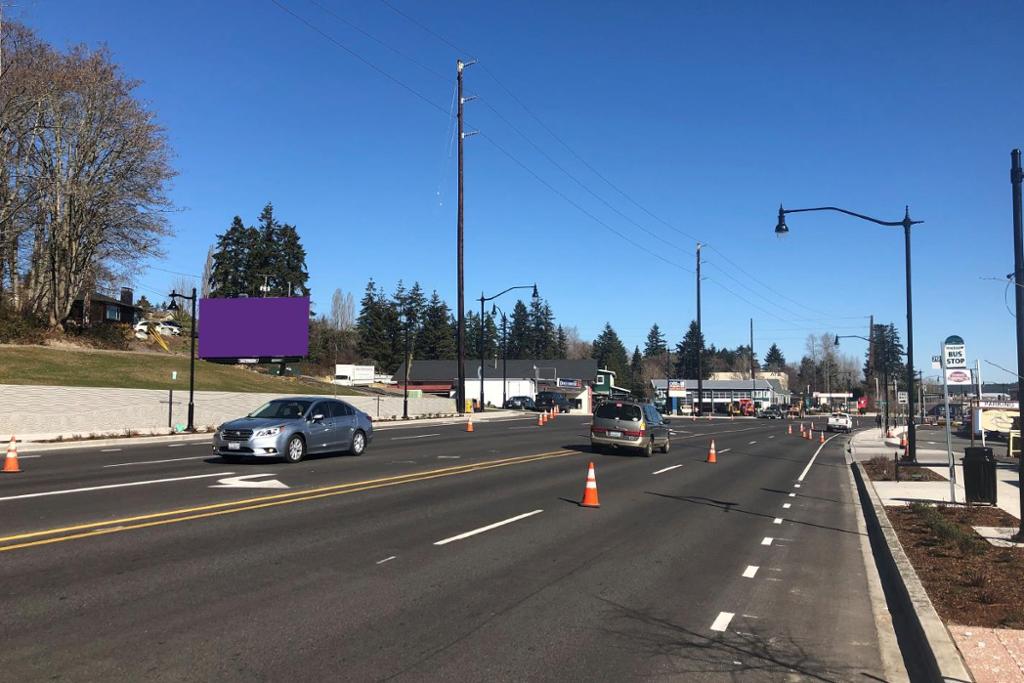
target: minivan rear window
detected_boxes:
[595,403,642,421]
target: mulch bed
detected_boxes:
[864,456,947,482]
[888,504,1024,628]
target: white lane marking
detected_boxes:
[797,432,840,482]
[390,433,440,441]
[788,492,796,497]
[507,426,538,430]
[434,510,544,546]
[437,455,461,459]
[742,565,759,578]
[210,474,288,489]
[718,448,732,454]
[15,455,41,459]
[376,555,397,565]
[782,503,792,509]
[0,472,234,502]
[652,464,684,475]
[767,435,775,439]
[710,612,735,632]
[773,517,783,525]
[761,537,774,545]
[167,443,186,448]
[794,483,801,488]
[101,448,122,453]
[105,455,210,468]
[748,440,757,445]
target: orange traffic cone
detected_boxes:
[787,424,793,435]
[3,436,20,473]
[706,439,718,463]
[580,462,600,508]
[537,412,544,426]
[899,434,907,449]
[466,417,474,433]
[810,422,815,431]
[555,405,560,416]
[819,431,825,444]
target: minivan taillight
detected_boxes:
[591,426,607,434]
[622,429,645,438]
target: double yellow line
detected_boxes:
[0,449,579,553]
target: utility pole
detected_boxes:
[696,243,704,416]
[456,59,467,414]
[1010,149,1024,540]
[750,318,755,412]
[868,314,874,411]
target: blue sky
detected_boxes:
[18,0,1024,380]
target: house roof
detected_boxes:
[650,378,791,394]
[75,292,142,310]
[394,359,598,383]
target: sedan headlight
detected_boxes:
[254,426,282,438]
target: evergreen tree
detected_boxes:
[864,323,906,389]
[592,323,630,383]
[416,291,456,360]
[556,325,568,358]
[507,300,531,359]
[674,320,709,379]
[406,282,427,331]
[465,310,499,361]
[644,323,667,357]
[136,295,152,312]
[764,343,786,370]
[630,346,646,395]
[209,216,260,297]
[355,279,391,369]
[528,297,557,358]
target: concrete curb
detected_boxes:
[851,460,974,682]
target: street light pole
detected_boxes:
[477,284,538,413]
[1010,149,1024,539]
[403,312,410,420]
[777,204,922,461]
[696,243,703,416]
[492,304,508,408]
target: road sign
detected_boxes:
[943,335,966,369]
[667,380,687,398]
[931,355,941,369]
[557,378,582,389]
[897,391,908,405]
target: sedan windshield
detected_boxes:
[248,400,312,419]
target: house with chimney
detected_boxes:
[68,287,143,326]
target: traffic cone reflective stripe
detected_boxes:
[706,439,717,463]
[537,413,544,426]
[3,436,21,474]
[819,431,825,444]
[466,417,474,433]
[787,424,793,435]
[900,434,908,448]
[581,462,600,508]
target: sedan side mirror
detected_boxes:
[311,413,325,422]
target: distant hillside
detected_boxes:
[0,345,355,395]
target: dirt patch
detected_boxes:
[864,456,947,482]
[888,504,1024,628]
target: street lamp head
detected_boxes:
[531,284,539,299]
[490,304,497,316]
[774,205,789,237]
[834,336,840,347]
[167,294,179,312]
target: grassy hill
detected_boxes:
[0,345,357,395]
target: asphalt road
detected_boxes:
[0,415,895,681]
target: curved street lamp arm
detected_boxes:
[783,206,923,227]
[482,284,536,303]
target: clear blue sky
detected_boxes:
[18,0,1024,380]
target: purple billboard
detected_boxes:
[198,297,309,360]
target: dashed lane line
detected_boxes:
[376,556,397,565]
[390,434,440,441]
[773,517,783,525]
[652,464,684,475]
[742,565,759,578]
[761,537,774,546]
[710,612,735,632]
[782,503,791,509]
[434,510,544,546]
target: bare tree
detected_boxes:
[562,326,592,359]
[1,21,175,328]
[330,288,354,331]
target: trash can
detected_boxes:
[963,446,997,505]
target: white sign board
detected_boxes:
[897,390,908,405]
[667,380,687,398]
[944,344,966,369]
[931,355,941,369]
[945,368,972,385]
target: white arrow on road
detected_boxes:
[210,474,289,489]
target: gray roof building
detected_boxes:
[394,359,598,383]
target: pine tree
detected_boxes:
[592,323,630,383]
[136,295,152,312]
[674,320,708,379]
[507,300,531,359]
[406,282,427,331]
[630,346,645,395]
[764,343,786,370]
[416,291,456,360]
[355,279,391,368]
[209,216,259,297]
[556,325,568,358]
[527,297,557,358]
[644,323,667,357]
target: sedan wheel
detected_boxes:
[351,430,366,456]
[284,435,305,463]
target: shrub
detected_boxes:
[0,303,47,343]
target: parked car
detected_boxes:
[826,412,853,433]
[590,400,670,457]
[213,397,373,463]
[157,320,183,336]
[504,396,537,411]
[535,391,572,414]
[759,407,784,419]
